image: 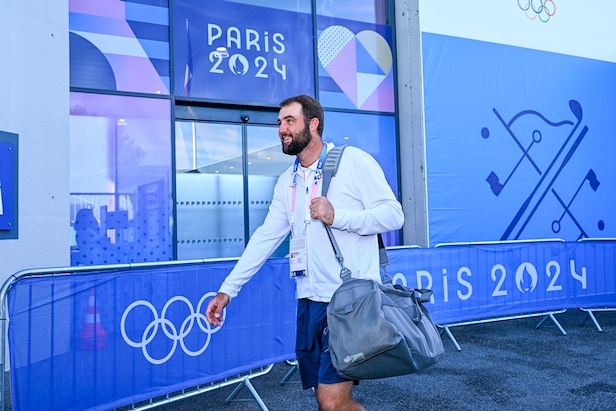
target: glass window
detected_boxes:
[225,0,311,13]
[323,110,400,244]
[316,0,395,112]
[69,0,170,94]
[70,92,173,265]
[175,122,245,260]
[247,124,292,256]
[175,119,290,260]
[316,0,390,24]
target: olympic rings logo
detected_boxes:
[120,292,225,365]
[518,0,556,22]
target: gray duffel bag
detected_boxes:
[327,272,444,380]
[321,146,444,380]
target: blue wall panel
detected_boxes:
[423,33,616,245]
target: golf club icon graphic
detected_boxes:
[483,100,602,240]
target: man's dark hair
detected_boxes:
[280,95,324,136]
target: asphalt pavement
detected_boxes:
[152,308,616,410]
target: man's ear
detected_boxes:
[309,117,319,133]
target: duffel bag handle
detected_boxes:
[414,288,433,304]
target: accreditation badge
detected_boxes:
[289,236,307,278]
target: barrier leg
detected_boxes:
[439,325,462,352]
[225,376,269,411]
[579,309,603,332]
[0,316,5,411]
[536,313,567,335]
[280,362,301,385]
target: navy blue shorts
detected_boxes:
[295,299,356,390]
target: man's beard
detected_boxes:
[282,126,312,155]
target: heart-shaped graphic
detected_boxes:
[318,25,392,108]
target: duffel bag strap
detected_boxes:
[378,233,393,284]
[321,145,347,195]
[324,224,352,281]
[321,145,389,282]
[322,145,352,281]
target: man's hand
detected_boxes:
[206,292,230,326]
[310,196,335,225]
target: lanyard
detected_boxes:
[290,145,328,234]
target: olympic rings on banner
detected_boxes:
[518,0,556,22]
[120,292,225,365]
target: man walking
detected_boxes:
[206,95,404,410]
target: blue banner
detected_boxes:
[422,33,616,245]
[387,240,616,324]
[7,240,616,409]
[173,0,314,104]
[8,258,296,411]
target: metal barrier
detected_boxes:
[3,240,614,407]
[0,259,295,411]
[119,363,274,411]
[433,239,568,351]
[577,238,616,332]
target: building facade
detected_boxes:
[0,0,426,284]
[3,0,614,287]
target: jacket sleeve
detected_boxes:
[218,173,291,299]
[329,147,404,236]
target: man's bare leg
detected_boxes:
[315,381,365,411]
